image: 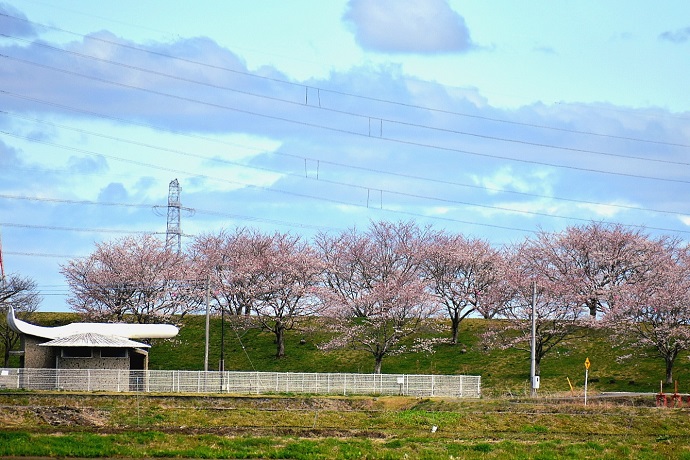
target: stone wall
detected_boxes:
[57,352,130,370]
[21,335,135,372]
[21,335,56,369]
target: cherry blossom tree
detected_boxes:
[314,220,439,374]
[0,274,41,366]
[482,242,589,376]
[605,238,690,384]
[61,234,196,324]
[524,223,660,319]
[251,232,324,358]
[422,232,508,343]
[190,228,323,358]
[189,228,266,317]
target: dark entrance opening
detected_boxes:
[129,349,148,391]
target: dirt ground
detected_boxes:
[0,393,393,437]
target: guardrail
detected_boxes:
[0,368,480,398]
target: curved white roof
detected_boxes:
[39,333,150,348]
[7,307,179,340]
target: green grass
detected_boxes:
[3,393,690,459]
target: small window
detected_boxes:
[62,347,92,358]
[100,348,128,358]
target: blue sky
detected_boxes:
[2,0,690,311]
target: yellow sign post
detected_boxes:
[584,357,590,405]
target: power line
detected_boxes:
[2,14,688,239]
[1,12,687,149]
[4,98,689,219]
[3,33,689,168]
[0,194,342,232]
[2,55,689,186]
[0,130,361,211]
[5,251,74,258]
[0,222,168,235]
[6,129,690,235]
[0,193,153,209]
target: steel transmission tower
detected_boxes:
[166,179,182,254]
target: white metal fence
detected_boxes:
[0,368,481,398]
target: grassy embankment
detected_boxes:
[9,312,690,395]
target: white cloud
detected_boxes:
[425,206,454,216]
[343,0,474,54]
[659,27,690,44]
[574,202,625,219]
[470,166,551,196]
[0,3,38,37]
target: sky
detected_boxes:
[1,0,690,312]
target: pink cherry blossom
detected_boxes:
[61,234,195,325]
[314,220,440,373]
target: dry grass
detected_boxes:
[2,391,690,459]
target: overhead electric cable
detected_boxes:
[0,192,342,232]
[0,131,690,233]
[0,193,152,209]
[5,251,74,258]
[0,130,596,234]
[0,222,168,235]
[6,129,690,234]
[2,55,688,186]
[3,96,688,219]
[1,12,686,148]
[2,33,688,167]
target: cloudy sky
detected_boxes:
[2,0,690,312]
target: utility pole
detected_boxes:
[219,294,226,393]
[530,281,538,397]
[204,275,210,372]
[220,305,225,372]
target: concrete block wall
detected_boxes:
[21,335,56,369]
[58,353,130,370]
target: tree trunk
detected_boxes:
[275,326,285,358]
[450,319,459,344]
[2,334,11,367]
[666,357,674,385]
[374,356,383,374]
[586,298,597,318]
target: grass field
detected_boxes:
[4,313,690,458]
[2,392,690,459]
